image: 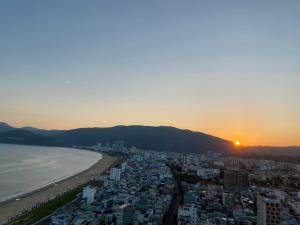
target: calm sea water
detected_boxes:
[0,143,102,202]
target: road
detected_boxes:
[33,197,81,225]
[162,168,183,225]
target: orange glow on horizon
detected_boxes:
[2,116,300,146]
[235,140,241,146]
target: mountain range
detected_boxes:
[0,122,299,160]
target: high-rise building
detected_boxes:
[82,185,97,204]
[224,169,249,189]
[110,167,121,181]
[257,194,282,225]
[116,204,134,225]
[121,162,127,172]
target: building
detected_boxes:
[177,204,198,225]
[257,194,282,225]
[222,192,235,209]
[116,204,134,225]
[110,167,121,181]
[197,168,220,179]
[121,162,127,172]
[82,186,97,204]
[287,199,300,215]
[51,212,72,225]
[224,170,249,189]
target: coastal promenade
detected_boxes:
[0,153,117,224]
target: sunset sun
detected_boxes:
[235,141,241,146]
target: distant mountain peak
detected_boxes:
[0,122,12,127]
[0,123,299,159]
[0,122,14,132]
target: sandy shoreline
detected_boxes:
[0,152,118,224]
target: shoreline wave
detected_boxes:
[0,145,102,204]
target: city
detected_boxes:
[1,1,299,225]
[45,142,300,225]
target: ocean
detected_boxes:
[0,143,102,202]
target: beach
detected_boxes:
[0,152,118,224]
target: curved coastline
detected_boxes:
[0,149,117,223]
[0,150,102,204]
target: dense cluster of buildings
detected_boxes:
[51,147,175,225]
[168,151,300,225]
[51,143,300,225]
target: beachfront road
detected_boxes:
[33,197,81,225]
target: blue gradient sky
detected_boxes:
[0,1,299,145]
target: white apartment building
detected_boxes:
[257,194,282,225]
[196,168,220,179]
[110,167,121,181]
[121,162,127,172]
[177,204,198,225]
[82,185,97,204]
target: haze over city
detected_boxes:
[1,1,299,146]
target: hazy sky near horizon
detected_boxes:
[0,1,299,146]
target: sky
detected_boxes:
[0,0,299,146]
